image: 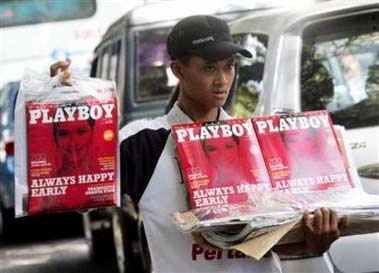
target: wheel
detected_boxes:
[0,207,4,238]
[112,208,147,273]
[137,219,152,273]
[0,205,14,241]
[82,210,115,263]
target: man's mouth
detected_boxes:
[212,90,228,97]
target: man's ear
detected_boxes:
[170,60,184,81]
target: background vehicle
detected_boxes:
[228,1,379,272]
[88,1,281,272]
[0,0,143,87]
[0,81,19,238]
[0,0,141,245]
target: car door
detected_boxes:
[300,10,379,273]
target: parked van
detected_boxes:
[228,1,378,272]
[0,81,19,238]
[86,1,280,272]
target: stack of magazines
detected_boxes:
[171,111,379,249]
[15,69,119,217]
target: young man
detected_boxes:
[51,15,348,273]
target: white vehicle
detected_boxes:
[228,1,379,272]
[0,0,143,87]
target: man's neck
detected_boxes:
[177,100,219,122]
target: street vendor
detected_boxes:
[51,15,349,273]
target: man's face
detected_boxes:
[179,56,236,109]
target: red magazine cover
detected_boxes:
[252,110,353,193]
[172,119,271,209]
[26,97,118,214]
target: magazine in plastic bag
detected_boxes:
[171,113,379,252]
[15,68,120,217]
[172,118,271,209]
[252,110,353,193]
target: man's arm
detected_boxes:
[274,207,349,256]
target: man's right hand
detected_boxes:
[50,59,71,77]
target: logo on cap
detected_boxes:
[192,36,214,45]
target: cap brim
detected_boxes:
[190,41,252,61]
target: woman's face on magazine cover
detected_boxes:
[283,129,318,158]
[56,120,93,167]
[203,137,240,175]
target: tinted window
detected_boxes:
[1,0,96,28]
[101,49,110,80]
[231,33,268,117]
[0,82,19,127]
[135,27,177,103]
[301,13,379,129]
[109,41,121,84]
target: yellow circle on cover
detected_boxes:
[104,130,114,141]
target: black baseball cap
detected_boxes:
[167,15,252,61]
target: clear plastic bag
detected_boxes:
[15,68,120,217]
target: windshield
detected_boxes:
[301,28,379,129]
[0,0,96,28]
[135,27,177,103]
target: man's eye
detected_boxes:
[204,66,215,72]
[226,62,235,69]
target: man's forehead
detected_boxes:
[195,55,236,64]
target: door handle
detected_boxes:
[358,163,379,179]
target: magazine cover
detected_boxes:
[172,118,271,209]
[25,97,118,214]
[252,110,353,193]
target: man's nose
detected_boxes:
[214,69,228,86]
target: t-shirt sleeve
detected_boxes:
[120,128,170,204]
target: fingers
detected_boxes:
[313,208,323,234]
[314,208,342,238]
[50,59,71,77]
[302,209,315,233]
[338,215,350,234]
[329,208,340,238]
[321,207,330,233]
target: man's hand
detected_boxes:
[50,59,71,77]
[303,207,349,255]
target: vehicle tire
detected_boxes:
[137,220,152,273]
[83,211,115,263]
[0,206,4,238]
[112,208,146,273]
[0,205,14,241]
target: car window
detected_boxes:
[0,82,18,127]
[101,49,111,80]
[0,86,9,127]
[109,40,121,85]
[231,33,268,117]
[301,14,379,129]
[135,27,177,103]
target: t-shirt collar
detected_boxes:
[167,102,231,126]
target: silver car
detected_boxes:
[228,1,379,272]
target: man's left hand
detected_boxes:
[303,207,349,255]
